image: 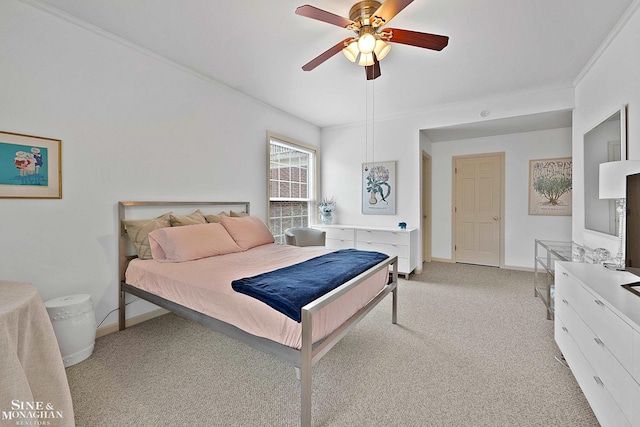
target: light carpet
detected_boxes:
[66,262,598,426]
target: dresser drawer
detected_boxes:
[633,329,640,384]
[558,267,634,370]
[557,289,640,423]
[587,297,634,371]
[555,317,631,427]
[356,229,409,245]
[557,269,590,319]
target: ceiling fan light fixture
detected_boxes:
[358,52,375,67]
[373,39,391,60]
[296,1,450,80]
[342,40,359,62]
[357,29,376,54]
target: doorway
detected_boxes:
[421,151,432,264]
[452,152,505,267]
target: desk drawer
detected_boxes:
[356,229,409,245]
[325,238,355,250]
[324,227,354,241]
[356,241,409,259]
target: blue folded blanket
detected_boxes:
[231,248,388,322]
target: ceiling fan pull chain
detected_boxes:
[372,78,375,167]
[365,77,369,171]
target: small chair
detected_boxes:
[284,227,326,247]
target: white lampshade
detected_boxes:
[373,39,391,60]
[599,160,640,199]
[342,40,359,63]
[358,52,375,66]
[357,32,376,54]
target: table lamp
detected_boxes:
[599,160,640,269]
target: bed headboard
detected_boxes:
[118,201,251,282]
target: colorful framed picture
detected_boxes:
[0,131,62,198]
[362,160,396,215]
[528,157,572,216]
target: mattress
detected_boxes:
[125,243,389,349]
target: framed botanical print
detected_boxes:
[0,131,62,198]
[362,161,396,215]
[528,157,572,216]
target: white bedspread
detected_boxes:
[125,243,388,349]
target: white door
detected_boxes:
[454,154,503,267]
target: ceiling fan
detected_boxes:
[295,0,449,80]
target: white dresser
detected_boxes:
[313,224,420,278]
[554,262,640,426]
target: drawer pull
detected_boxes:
[594,299,605,307]
[562,272,568,277]
[562,299,568,305]
[561,326,568,333]
[593,376,604,387]
[594,337,604,346]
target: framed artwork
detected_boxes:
[0,131,62,198]
[528,157,572,216]
[362,161,396,215]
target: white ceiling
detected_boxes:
[423,110,573,142]
[29,0,634,129]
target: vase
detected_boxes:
[369,193,378,205]
[321,212,333,225]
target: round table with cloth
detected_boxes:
[0,281,75,427]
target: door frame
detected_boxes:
[451,152,505,267]
[421,151,432,263]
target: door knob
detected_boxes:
[493,216,499,221]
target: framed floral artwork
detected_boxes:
[362,161,396,215]
[0,131,62,198]
[528,157,572,216]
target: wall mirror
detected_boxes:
[584,106,627,235]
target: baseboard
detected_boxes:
[96,308,169,338]
[503,265,534,272]
[428,258,533,272]
[430,257,454,263]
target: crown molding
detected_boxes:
[573,0,640,86]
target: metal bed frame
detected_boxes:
[118,201,398,427]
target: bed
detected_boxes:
[118,201,398,426]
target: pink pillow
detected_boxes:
[148,223,242,262]
[220,215,274,251]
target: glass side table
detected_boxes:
[534,240,590,320]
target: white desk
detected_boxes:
[314,224,420,278]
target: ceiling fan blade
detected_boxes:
[387,28,449,51]
[365,57,381,80]
[302,38,353,71]
[372,0,414,26]
[295,5,354,28]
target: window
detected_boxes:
[268,134,317,244]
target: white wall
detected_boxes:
[573,2,640,253]
[430,128,572,268]
[322,87,575,270]
[321,3,640,270]
[320,116,419,228]
[0,1,319,327]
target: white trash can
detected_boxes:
[45,294,96,367]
